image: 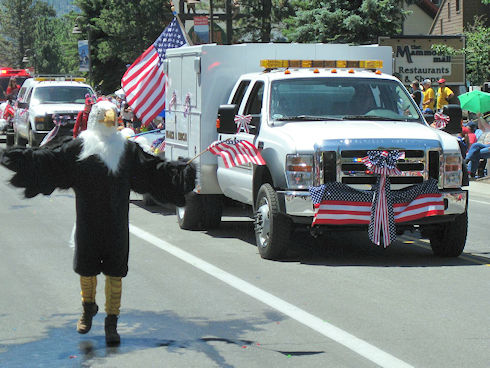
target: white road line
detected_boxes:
[469,199,490,205]
[129,224,414,368]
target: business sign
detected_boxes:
[191,16,209,44]
[78,40,89,72]
[379,36,465,85]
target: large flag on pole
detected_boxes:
[121,18,187,126]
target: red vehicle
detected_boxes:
[0,67,32,101]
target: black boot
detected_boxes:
[77,302,98,334]
[105,315,120,345]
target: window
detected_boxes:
[447,2,451,19]
[31,86,93,105]
[456,0,460,12]
[268,77,422,122]
[244,81,264,115]
[440,19,444,34]
[231,80,250,105]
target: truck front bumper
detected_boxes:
[278,189,468,219]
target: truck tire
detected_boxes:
[201,194,223,229]
[176,192,203,230]
[14,130,26,147]
[429,211,468,257]
[254,183,291,260]
[28,128,38,147]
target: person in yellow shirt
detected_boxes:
[422,79,435,113]
[436,78,454,111]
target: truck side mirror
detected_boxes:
[17,101,28,109]
[443,104,462,134]
[217,104,238,134]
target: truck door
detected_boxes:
[15,87,31,136]
[216,80,264,205]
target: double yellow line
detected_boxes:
[401,235,490,266]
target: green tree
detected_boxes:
[283,0,410,44]
[233,0,295,42]
[432,16,490,86]
[0,0,56,68]
[74,0,174,93]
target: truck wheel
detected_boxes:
[176,192,203,230]
[6,128,14,147]
[254,183,291,260]
[14,130,26,147]
[201,194,223,229]
[429,211,468,257]
[28,129,38,147]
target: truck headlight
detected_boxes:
[443,153,462,188]
[286,154,313,189]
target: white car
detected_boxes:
[13,77,95,147]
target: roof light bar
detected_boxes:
[260,59,383,69]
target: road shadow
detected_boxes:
[0,309,298,368]
[133,198,486,268]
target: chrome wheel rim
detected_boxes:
[255,198,270,248]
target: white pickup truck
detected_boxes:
[13,76,95,147]
[163,43,468,260]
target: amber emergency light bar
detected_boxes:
[260,59,383,69]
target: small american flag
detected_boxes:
[208,139,266,168]
[151,136,166,153]
[122,18,187,126]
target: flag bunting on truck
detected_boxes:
[40,114,71,147]
[207,138,266,168]
[433,113,450,130]
[309,151,444,247]
[183,93,191,118]
[234,114,252,133]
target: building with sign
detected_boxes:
[379,35,465,87]
[429,0,490,35]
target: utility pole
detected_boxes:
[225,0,232,44]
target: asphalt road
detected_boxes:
[0,141,489,368]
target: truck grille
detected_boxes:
[46,113,77,132]
[321,148,440,188]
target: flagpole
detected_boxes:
[186,138,233,164]
[186,146,211,165]
[127,129,164,138]
[172,2,193,46]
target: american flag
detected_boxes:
[151,136,166,153]
[121,18,187,126]
[309,179,444,246]
[208,139,266,168]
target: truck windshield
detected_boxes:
[270,77,423,123]
[31,86,93,105]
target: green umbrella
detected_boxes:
[458,90,490,114]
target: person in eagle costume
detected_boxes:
[0,100,195,345]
